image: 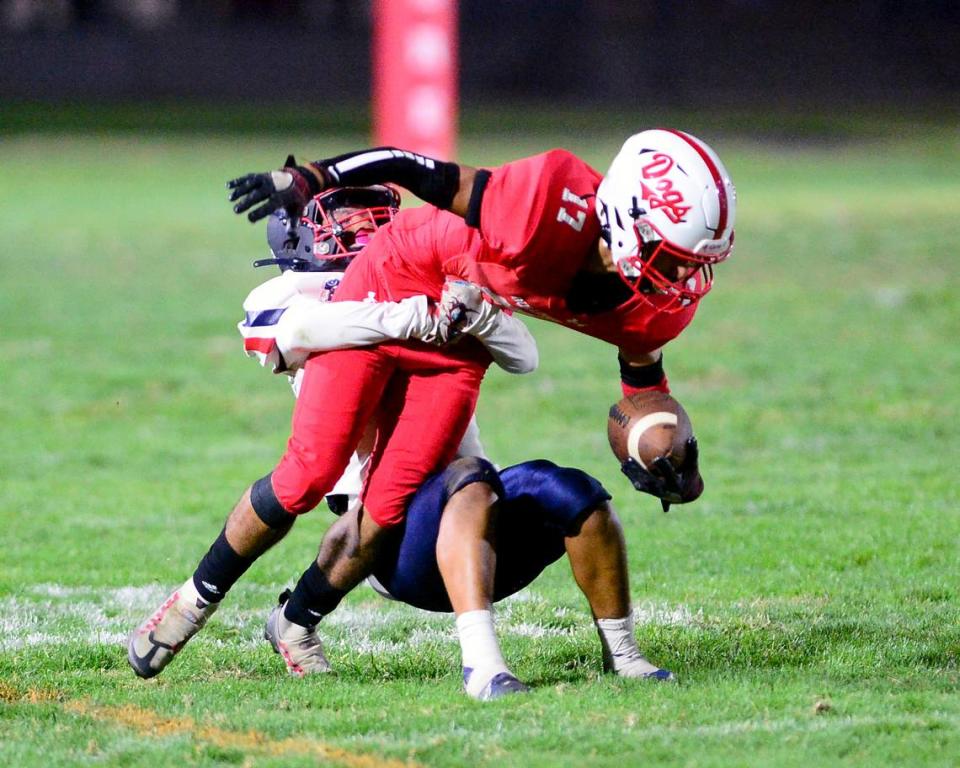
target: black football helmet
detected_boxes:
[259,185,401,272]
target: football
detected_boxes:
[607,391,693,469]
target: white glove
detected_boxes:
[441,280,501,340]
[414,280,538,374]
[417,279,500,344]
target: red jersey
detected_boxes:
[336,149,697,356]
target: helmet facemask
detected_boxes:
[261,186,400,272]
[307,186,400,260]
[615,212,732,314]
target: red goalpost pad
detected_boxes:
[372,0,459,161]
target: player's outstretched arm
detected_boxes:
[266,295,438,371]
[240,275,533,376]
[239,274,440,372]
[276,290,538,376]
[228,149,478,223]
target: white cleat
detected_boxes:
[264,592,332,676]
[127,578,218,679]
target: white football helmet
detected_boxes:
[596,129,736,312]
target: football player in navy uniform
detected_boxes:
[301,454,674,700]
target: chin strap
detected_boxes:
[253,256,314,271]
[253,257,288,268]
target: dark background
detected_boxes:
[1,0,958,128]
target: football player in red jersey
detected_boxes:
[217,132,734,687]
[129,133,734,689]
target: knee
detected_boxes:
[318,504,390,572]
[250,473,299,528]
[441,456,504,503]
[437,459,503,558]
[448,481,499,510]
[438,458,503,540]
[270,455,342,515]
[571,501,624,542]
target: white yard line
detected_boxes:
[0,584,700,652]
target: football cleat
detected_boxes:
[127,578,218,679]
[264,591,332,676]
[463,667,529,701]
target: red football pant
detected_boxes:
[270,340,489,528]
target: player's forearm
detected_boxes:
[275,295,434,362]
[471,312,539,374]
[304,148,477,216]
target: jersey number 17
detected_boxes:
[556,188,589,232]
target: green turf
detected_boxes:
[1,123,959,767]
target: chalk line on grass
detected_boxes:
[0,583,699,652]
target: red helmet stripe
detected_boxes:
[662,129,728,237]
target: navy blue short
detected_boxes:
[370,459,611,613]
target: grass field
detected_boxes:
[1,118,959,767]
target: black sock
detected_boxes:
[192,528,254,603]
[283,561,347,628]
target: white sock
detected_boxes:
[595,612,661,676]
[456,609,509,696]
[179,577,217,622]
[182,577,207,607]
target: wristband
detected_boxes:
[619,354,669,396]
[297,165,325,196]
[465,169,492,228]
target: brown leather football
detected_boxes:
[607,391,693,469]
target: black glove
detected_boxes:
[620,436,703,512]
[227,155,321,223]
